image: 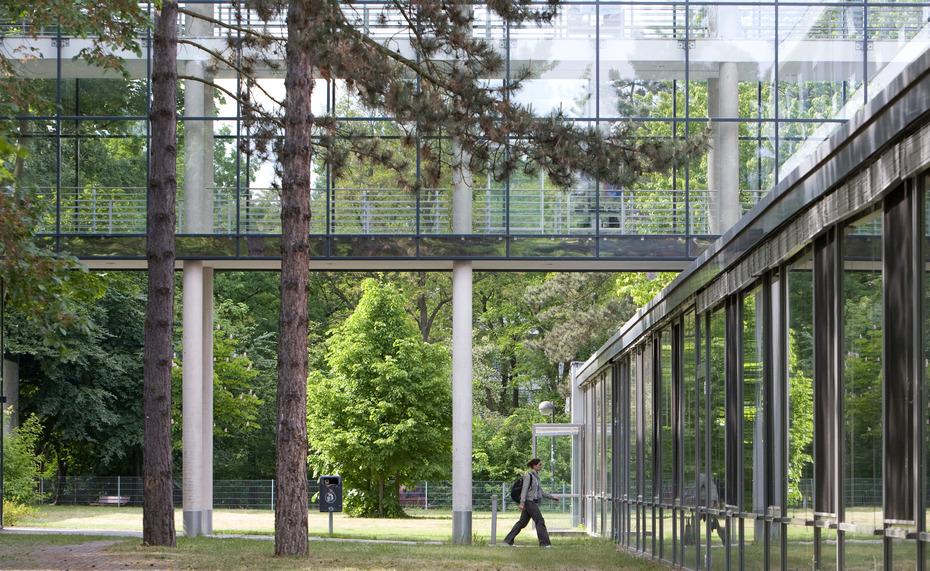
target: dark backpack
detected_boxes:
[510,475,524,502]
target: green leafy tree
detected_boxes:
[170,299,263,452]
[9,272,147,495]
[3,413,50,504]
[524,272,637,365]
[473,273,547,415]
[473,405,570,485]
[616,272,679,306]
[307,278,451,518]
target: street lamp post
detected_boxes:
[538,401,555,494]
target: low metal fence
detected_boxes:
[36,477,574,513]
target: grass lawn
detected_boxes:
[18,505,580,543]
[0,533,669,570]
[0,506,667,570]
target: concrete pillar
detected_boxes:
[201,268,214,534]
[183,61,214,235]
[452,260,473,545]
[718,62,741,231]
[182,261,204,537]
[706,78,720,235]
[181,4,216,537]
[707,63,740,235]
[451,137,474,545]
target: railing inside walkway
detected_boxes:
[36,187,766,237]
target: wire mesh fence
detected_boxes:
[36,477,574,513]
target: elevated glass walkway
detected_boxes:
[4,1,929,271]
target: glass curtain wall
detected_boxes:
[841,211,883,565]
[6,0,929,261]
[742,287,766,563]
[786,253,816,568]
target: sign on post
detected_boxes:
[319,475,343,512]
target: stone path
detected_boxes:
[6,535,172,571]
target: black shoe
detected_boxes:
[504,540,514,546]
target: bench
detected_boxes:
[91,495,130,506]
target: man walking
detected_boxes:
[504,458,560,547]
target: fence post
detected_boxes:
[271,479,275,511]
[424,481,428,510]
[490,494,498,545]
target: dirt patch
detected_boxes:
[32,539,171,570]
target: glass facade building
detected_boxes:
[5,1,929,269]
[572,46,930,569]
[7,0,930,557]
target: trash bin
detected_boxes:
[319,475,342,512]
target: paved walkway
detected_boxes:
[2,529,167,570]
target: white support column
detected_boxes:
[182,260,205,537]
[184,61,207,235]
[707,5,742,235]
[706,78,720,235]
[201,267,214,534]
[452,260,473,545]
[718,61,741,231]
[181,4,216,537]
[451,137,474,545]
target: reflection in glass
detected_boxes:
[742,286,764,556]
[842,211,883,535]
[661,329,673,563]
[787,254,815,522]
[643,341,655,555]
[707,309,727,566]
[628,352,639,548]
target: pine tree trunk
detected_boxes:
[142,0,178,548]
[274,0,312,557]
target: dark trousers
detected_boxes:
[504,500,550,546]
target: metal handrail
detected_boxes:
[34,185,766,237]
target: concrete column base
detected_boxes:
[452,510,473,545]
[183,509,203,538]
[202,509,212,535]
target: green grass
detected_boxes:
[19,505,580,542]
[1,506,666,570]
[0,533,669,570]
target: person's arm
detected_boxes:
[542,488,560,501]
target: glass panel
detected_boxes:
[926,173,930,555]
[788,253,815,521]
[629,351,639,547]
[15,119,61,191]
[603,369,617,538]
[842,211,883,532]
[512,5,596,118]
[707,309,728,567]
[599,4,686,120]
[867,5,930,103]
[777,5,865,182]
[595,375,602,531]
[684,312,702,568]
[743,286,765,563]
[643,340,655,554]
[661,329,673,562]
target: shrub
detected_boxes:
[2,498,38,526]
[3,413,50,504]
